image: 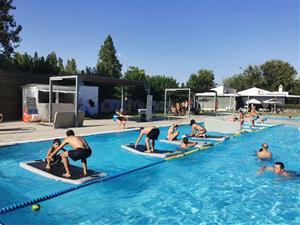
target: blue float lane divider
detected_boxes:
[0,160,165,215]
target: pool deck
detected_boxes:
[0,116,298,147]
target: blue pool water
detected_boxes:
[0,125,300,224]
[265,115,300,122]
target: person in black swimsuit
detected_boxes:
[135,126,160,153]
[116,110,127,129]
[45,139,66,169]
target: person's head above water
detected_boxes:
[66,129,75,136]
[53,138,61,146]
[139,127,144,131]
[261,143,268,149]
[183,137,189,144]
[190,120,196,126]
[274,162,285,174]
[259,143,269,152]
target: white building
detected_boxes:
[196,85,300,112]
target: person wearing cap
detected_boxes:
[257,143,272,160]
[45,139,66,169]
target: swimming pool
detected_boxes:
[265,115,300,122]
[0,125,299,224]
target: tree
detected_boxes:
[290,77,300,95]
[223,74,247,91]
[0,0,22,59]
[96,35,122,78]
[58,57,64,74]
[224,60,298,93]
[186,69,215,92]
[147,75,178,101]
[84,66,96,75]
[260,60,297,92]
[123,66,147,101]
[13,52,33,72]
[46,51,59,74]
[223,65,263,91]
[64,58,78,74]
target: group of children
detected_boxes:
[45,118,296,180]
[170,100,190,116]
[134,119,207,153]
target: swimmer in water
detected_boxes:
[257,162,295,177]
[180,137,197,149]
[256,143,272,160]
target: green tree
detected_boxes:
[0,0,22,59]
[290,77,300,95]
[46,51,59,74]
[13,52,33,72]
[96,35,122,78]
[186,69,215,92]
[223,74,247,91]
[260,60,297,92]
[58,57,64,74]
[223,65,263,91]
[224,60,298,93]
[64,58,78,74]
[147,75,178,101]
[124,66,147,101]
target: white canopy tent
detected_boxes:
[263,98,282,104]
[263,98,283,112]
[246,98,262,104]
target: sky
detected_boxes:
[13,0,299,84]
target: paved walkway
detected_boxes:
[0,116,199,146]
[0,115,297,147]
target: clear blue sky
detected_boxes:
[13,0,299,84]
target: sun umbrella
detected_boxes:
[246,98,261,104]
[263,98,282,104]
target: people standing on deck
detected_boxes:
[167,124,179,141]
[116,110,127,129]
[189,119,207,137]
[135,126,160,153]
[249,105,259,127]
[47,130,92,178]
[238,108,245,129]
[176,103,181,115]
[256,143,272,160]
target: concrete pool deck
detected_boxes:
[0,115,298,147]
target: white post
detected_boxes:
[75,76,79,127]
[188,89,191,118]
[49,79,53,123]
[164,89,167,118]
[121,85,124,111]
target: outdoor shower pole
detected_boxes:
[121,85,124,111]
[49,79,53,123]
[164,89,167,118]
[74,76,79,127]
[188,89,191,118]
